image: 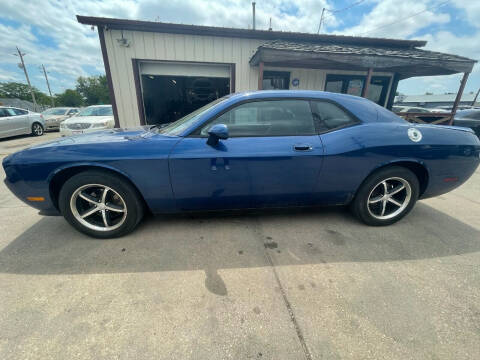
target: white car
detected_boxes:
[60,105,114,136]
[0,106,45,139]
[42,107,80,131]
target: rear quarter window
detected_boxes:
[310,100,358,132]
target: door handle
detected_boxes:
[293,144,313,151]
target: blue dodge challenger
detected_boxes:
[3,91,480,238]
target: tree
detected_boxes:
[76,75,110,105]
[0,81,54,106]
[55,89,84,107]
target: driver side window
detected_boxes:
[198,100,315,137]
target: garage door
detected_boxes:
[139,61,232,126]
[140,61,231,78]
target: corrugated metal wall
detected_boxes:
[103,29,392,127]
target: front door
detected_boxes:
[0,108,25,137]
[169,99,324,210]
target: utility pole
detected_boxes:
[14,47,37,111]
[317,8,325,34]
[41,64,54,107]
[252,2,256,30]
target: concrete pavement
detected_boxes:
[0,132,479,359]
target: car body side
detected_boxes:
[3,91,480,215]
[0,107,45,139]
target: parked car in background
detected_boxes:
[0,106,45,139]
[42,107,80,131]
[437,105,479,112]
[453,109,480,136]
[392,106,432,113]
[60,105,114,136]
[187,78,218,104]
[3,91,479,238]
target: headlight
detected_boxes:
[92,122,108,128]
[60,122,66,128]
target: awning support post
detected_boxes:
[361,68,373,98]
[450,71,470,125]
[258,61,264,90]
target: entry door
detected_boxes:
[168,99,324,210]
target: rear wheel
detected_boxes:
[351,166,419,226]
[58,171,144,238]
[31,122,44,136]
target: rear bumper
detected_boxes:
[421,150,480,199]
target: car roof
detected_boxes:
[0,106,27,110]
[223,90,389,124]
[456,109,480,116]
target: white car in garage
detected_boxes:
[60,105,114,136]
[0,106,45,139]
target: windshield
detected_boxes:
[157,97,229,136]
[42,108,68,115]
[77,106,113,117]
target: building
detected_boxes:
[395,93,479,109]
[77,16,476,128]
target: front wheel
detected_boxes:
[351,166,420,226]
[58,171,144,238]
[31,122,44,136]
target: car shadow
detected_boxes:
[0,202,479,277]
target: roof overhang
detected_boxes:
[77,15,426,48]
[250,41,476,79]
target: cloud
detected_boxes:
[336,0,450,38]
[0,0,478,96]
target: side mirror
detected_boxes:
[207,124,229,146]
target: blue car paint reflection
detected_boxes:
[3,90,480,216]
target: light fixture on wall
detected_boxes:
[116,30,131,47]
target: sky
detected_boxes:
[0,0,479,96]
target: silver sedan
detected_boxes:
[0,107,46,139]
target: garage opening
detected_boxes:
[139,61,231,125]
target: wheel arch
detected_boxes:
[355,160,429,200]
[48,164,150,212]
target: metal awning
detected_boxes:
[249,40,476,79]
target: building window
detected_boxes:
[325,74,391,106]
[262,71,290,90]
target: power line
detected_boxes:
[317,0,367,33]
[357,0,450,36]
[326,0,366,16]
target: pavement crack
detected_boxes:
[254,219,313,360]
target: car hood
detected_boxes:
[32,127,164,148]
[3,126,180,167]
[63,115,113,124]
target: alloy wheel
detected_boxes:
[366,177,412,220]
[33,123,43,136]
[70,184,127,232]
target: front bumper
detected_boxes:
[60,126,110,137]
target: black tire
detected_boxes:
[31,122,44,136]
[351,166,420,226]
[58,170,144,238]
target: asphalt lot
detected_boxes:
[0,132,479,360]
